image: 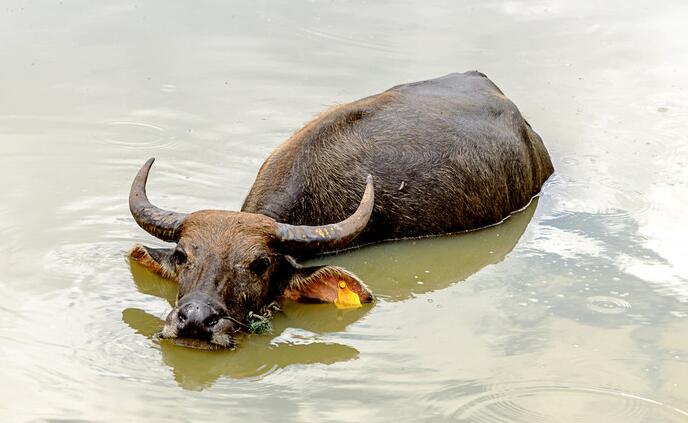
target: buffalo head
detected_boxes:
[128,158,374,348]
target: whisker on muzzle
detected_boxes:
[219,315,250,329]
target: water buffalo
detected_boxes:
[129,71,553,348]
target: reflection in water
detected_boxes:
[122,308,359,389]
[125,201,537,388]
[129,260,178,307]
[307,199,539,301]
[516,209,688,327]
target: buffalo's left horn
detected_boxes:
[129,158,188,242]
[275,175,374,252]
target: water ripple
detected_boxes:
[450,383,688,422]
[585,295,632,315]
[100,120,177,150]
[300,27,399,53]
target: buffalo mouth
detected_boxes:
[158,310,239,350]
[156,303,279,350]
[156,326,237,350]
[160,335,235,351]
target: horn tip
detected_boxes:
[139,157,156,175]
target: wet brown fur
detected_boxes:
[171,211,278,317]
[242,71,553,249]
[129,244,176,280]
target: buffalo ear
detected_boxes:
[282,261,374,304]
[129,244,176,280]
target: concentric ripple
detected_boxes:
[585,296,632,315]
[451,384,688,422]
[100,120,176,150]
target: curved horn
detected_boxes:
[129,158,188,242]
[275,175,374,252]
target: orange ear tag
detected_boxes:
[335,281,362,309]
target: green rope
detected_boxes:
[247,313,272,334]
[222,302,280,335]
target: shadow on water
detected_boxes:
[305,197,539,301]
[122,308,361,390]
[123,199,538,389]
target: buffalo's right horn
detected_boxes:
[129,158,188,242]
[275,175,374,252]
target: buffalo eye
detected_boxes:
[249,256,270,275]
[171,247,187,265]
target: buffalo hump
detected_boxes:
[242,71,553,250]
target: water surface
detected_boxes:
[1,1,687,421]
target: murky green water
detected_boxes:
[1,1,687,421]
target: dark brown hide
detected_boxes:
[242,71,553,247]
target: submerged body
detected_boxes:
[128,71,553,347]
[243,71,553,247]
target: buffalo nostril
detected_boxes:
[174,298,221,338]
[204,313,219,328]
